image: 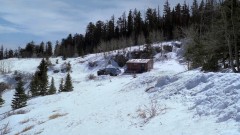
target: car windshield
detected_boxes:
[107,68,120,72]
[106,68,115,71]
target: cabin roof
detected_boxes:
[126,59,151,64]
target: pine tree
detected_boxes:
[38,59,49,96]
[127,10,133,37]
[30,72,40,97]
[11,80,27,110]
[63,73,73,92]
[133,10,143,45]
[191,0,199,23]
[163,0,173,39]
[46,41,53,57]
[39,42,45,55]
[80,48,84,58]
[0,94,4,107]
[48,77,56,95]
[59,78,64,92]
[181,1,190,27]
[0,45,4,60]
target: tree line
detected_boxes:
[0,41,53,59]
[1,0,191,59]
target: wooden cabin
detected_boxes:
[126,59,153,73]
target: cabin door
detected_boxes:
[141,64,145,72]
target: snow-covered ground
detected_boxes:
[0,42,240,135]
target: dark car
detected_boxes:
[97,68,121,76]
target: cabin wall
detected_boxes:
[147,60,153,70]
[127,63,149,73]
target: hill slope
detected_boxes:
[0,42,239,135]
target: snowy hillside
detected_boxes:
[0,42,240,135]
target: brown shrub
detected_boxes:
[0,82,10,93]
[154,46,162,53]
[137,100,167,124]
[114,54,128,67]
[49,113,68,120]
[88,74,96,80]
[88,61,98,68]
[163,45,173,52]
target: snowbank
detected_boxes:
[155,70,240,124]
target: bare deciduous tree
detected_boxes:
[0,60,13,74]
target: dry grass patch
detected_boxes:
[15,125,34,135]
[49,113,68,120]
[19,119,30,124]
[137,100,167,124]
[21,125,34,133]
[1,110,29,120]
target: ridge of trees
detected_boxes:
[1,0,190,58]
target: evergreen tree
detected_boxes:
[95,21,104,44]
[46,41,53,57]
[63,73,73,92]
[163,0,173,39]
[0,94,4,107]
[191,0,199,23]
[8,49,14,58]
[48,77,56,95]
[30,72,40,97]
[79,48,84,58]
[181,1,190,27]
[54,40,60,56]
[174,3,182,26]
[127,10,134,37]
[108,16,115,41]
[133,9,143,45]
[59,78,64,92]
[38,59,49,96]
[85,22,96,53]
[11,80,27,110]
[39,42,45,57]
[24,42,35,58]
[0,45,4,60]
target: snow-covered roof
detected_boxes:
[126,59,151,64]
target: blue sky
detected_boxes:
[0,0,192,49]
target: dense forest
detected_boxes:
[1,0,240,72]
